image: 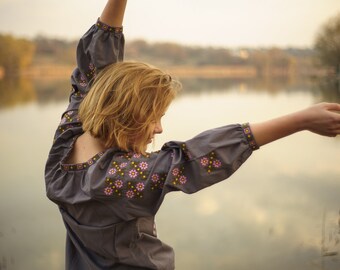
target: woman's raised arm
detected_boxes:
[100,0,127,27]
[250,102,340,147]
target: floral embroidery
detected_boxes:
[212,159,222,168]
[57,123,82,136]
[128,169,138,178]
[104,187,113,196]
[150,173,167,190]
[139,162,148,170]
[86,63,96,79]
[114,180,123,189]
[180,143,192,161]
[179,175,187,184]
[108,168,117,175]
[200,157,209,167]
[77,164,83,170]
[126,182,143,198]
[77,73,87,87]
[126,190,135,199]
[96,19,123,33]
[59,110,80,125]
[104,152,167,198]
[136,182,145,191]
[105,178,122,197]
[242,123,259,150]
[60,110,74,124]
[62,152,104,171]
[172,168,180,176]
[151,174,159,183]
[73,89,86,99]
[170,166,188,186]
[200,151,222,174]
[57,110,82,137]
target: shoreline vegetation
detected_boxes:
[1,35,339,109]
[0,33,334,80]
[5,64,331,80]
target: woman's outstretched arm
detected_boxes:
[100,0,127,27]
[250,102,340,147]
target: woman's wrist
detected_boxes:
[289,110,308,133]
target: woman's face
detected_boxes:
[147,116,164,144]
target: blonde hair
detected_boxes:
[79,61,181,154]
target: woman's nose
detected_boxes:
[154,121,163,134]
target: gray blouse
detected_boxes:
[45,19,259,270]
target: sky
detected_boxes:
[0,0,339,48]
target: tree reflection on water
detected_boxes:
[0,76,339,110]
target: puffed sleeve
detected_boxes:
[160,123,258,195]
[71,19,124,95]
[68,19,124,107]
[54,19,124,140]
[88,123,258,218]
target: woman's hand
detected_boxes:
[299,102,340,137]
[250,102,340,148]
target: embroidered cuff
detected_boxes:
[96,18,123,33]
[242,123,259,150]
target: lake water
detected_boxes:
[0,77,339,270]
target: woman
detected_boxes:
[45,1,340,269]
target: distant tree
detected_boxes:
[0,34,35,76]
[33,36,77,65]
[248,48,295,77]
[314,13,340,73]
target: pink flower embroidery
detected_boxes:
[151,174,160,183]
[104,187,113,196]
[172,168,180,176]
[139,162,148,171]
[119,162,128,168]
[136,182,145,191]
[179,175,187,184]
[213,159,222,168]
[200,157,209,167]
[89,63,95,70]
[133,153,141,158]
[108,168,116,175]
[78,73,87,87]
[114,180,123,189]
[129,169,138,178]
[126,190,135,199]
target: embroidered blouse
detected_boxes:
[45,19,259,270]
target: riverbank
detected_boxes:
[13,64,329,80]
[20,65,257,79]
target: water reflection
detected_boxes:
[0,77,339,270]
[313,78,340,103]
[0,78,36,109]
[0,76,339,110]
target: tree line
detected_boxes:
[0,12,339,78]
[0,34,35,76]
